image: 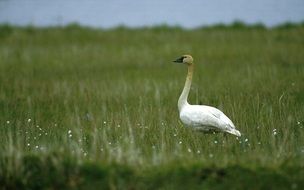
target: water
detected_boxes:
[0,0,304,28]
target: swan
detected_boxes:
[174,55,241,137]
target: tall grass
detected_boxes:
[0,25,304,188]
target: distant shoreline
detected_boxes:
[1,20,304,30]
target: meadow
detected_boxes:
[0,23,304,189]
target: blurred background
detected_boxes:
[0,0,304,28]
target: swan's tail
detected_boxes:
[226,129,241,137]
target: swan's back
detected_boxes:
[180,105,241,136]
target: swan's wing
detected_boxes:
[201,106,241,136]
[180,105,223,128]
[203,106,235,128]
[180,105,241,136]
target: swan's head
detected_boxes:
[173,55,193,65]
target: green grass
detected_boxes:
[0,24,304,189]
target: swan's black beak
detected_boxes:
[173,57,184,63]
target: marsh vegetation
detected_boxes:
[0,24,304,189]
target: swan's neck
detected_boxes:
[178,64,193,112]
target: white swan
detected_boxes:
[174,55,241,137]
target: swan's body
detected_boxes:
[174,55,241,137]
